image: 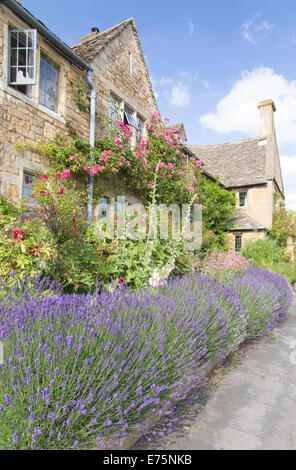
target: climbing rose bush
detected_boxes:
[0,267,292,450]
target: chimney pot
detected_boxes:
[258,99,276,137]
[91,27,99,33]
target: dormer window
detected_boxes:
[8,29,37,96]
[239,191,248,207]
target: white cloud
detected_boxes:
[279,155,296,211]
[200,67,296,145]
[165,81,191,107]
[242,14,274,44]
[187,17,194,36]
[202,80,210,89]
[284,191,296,211]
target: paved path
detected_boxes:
[133,299,296,450]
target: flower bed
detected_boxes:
[0,267,292,450]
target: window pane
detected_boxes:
[18,32,27,48]
[10,67,17,83]
[27,32,34,48]
[239,191,247,207]
[10,48,17,66]
[18,48,26,66]
[10,31,18,48]
[28,49,34,66]
[39,55,59,112]
[22,172,36,201]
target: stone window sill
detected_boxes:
[3,84,66,124]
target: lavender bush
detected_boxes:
[0,267,292,450]
[230,266,293,336]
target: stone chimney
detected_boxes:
[80,28,100,43]
[258,99,276,137]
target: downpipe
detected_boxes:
[86,69,96,225]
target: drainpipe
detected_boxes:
[86,70,96,224]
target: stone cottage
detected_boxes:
[188,99,285,251]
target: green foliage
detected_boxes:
[243,238,288,267]
[0,201,55,285]
[270,202,296,246]
[25,173,88,247]
[197,177,236,255]
[0,196,19,226]
[199,177,236,234]
[242,237,296,283]
[66,75,91,114]
[11,115,239,291]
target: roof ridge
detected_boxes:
[188,136,265,148]
[72,18,135,49]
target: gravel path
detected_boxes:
[133,298,296,450]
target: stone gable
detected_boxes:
[73,19,159,136]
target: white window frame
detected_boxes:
[124,106,138,129]
[239,191,248,207]
[109,93,122,124]
[8,29,37,86]
[235,234,242,252]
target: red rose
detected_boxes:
[118,279,124,285]
[13,230,19,239]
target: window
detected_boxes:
[98,197,110,218]
[22,172,36,201]
[8,29,37,96]
[110,94,122,124]
[21,171,37,221]
[124,107,138,128]
[39,55,59,112]
[239,191,248,207]
[235,234,242,252]
[136,116,145,142]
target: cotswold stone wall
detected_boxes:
[0,4,89,204]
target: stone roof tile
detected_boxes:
[188,137,268,187]
[72,19,135,61]
[230,211,266,231]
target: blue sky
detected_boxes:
[23,0,296,209]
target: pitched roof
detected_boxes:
[230,211,266,231]
[188,137,268,187]
[72,18,136,61]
